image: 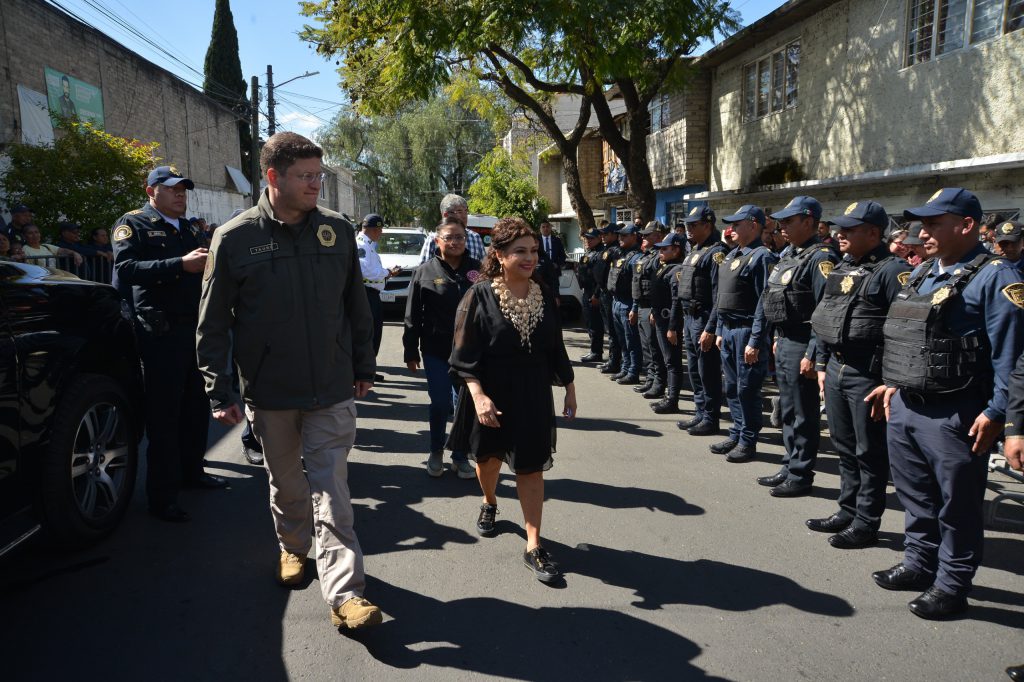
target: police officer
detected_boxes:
[112,166,225,523]
[357,214,400,362]
[649,232,686,413]
[758,196,840,496]
[867,188,1024,620]
[631,221,668,398]
[577,228,606,363]
[807,200,911,548]
[609,224,644,384]
[671,206,727,435]
[993,220,1024,273]
[713,205,779,462]
[596,223,623,375]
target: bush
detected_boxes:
[1,119,160,238]
[467,148,549,226]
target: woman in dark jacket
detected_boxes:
[403,217,482,479]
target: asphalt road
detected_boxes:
[3,316,1023,681]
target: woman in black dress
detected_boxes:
[448,217,577,583]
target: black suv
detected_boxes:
[0,261,143,556]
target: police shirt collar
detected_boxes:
[258,187,318,230]
[793,235,819,253]
[854,243,890,265]
[932,242,987,276]
[740,237,764,253]
[143,203,182,230]
[700,230,722,249]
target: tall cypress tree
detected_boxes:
[203,0,252,181]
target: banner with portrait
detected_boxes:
[44,67,104,127]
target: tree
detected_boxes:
[0,120,159,235]
[299,0,737,227]
[467,148,549,225]
[316,92,496,224]
[203,0,251,180]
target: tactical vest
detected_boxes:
[763,245,830,325]
[635,252,659,306]
[882,253,992,392]
[677,246,718,308]
[609,248,638,301]
[651,262,681,312]
[578,250,597,291]
[811,257,893,348]
[717,248,759,314]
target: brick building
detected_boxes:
[0,0,249,225]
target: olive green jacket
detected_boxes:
[197,190,375,410]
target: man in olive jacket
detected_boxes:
[196,132,382,630]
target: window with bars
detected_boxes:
[648,93,671,133]
[905,0,1024,66]
[741,40,800,122]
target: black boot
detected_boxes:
[633,378,653,393]
[651,396,679,414]
[642,382,666,399]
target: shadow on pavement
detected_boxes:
[545,478,704,516]
[554,542,855,616]
[349,578,730,680]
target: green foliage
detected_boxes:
[316,91,496,225]
[467,148,549,226]
[203,0,251,179]
[0,120,159,236]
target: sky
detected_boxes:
[48,0,781,140]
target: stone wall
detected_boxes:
[647,70,710,190]
[0,0,244,219]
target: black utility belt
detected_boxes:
[898,385,988,406]
[719,317,753,329]
[136,309,197,334]
[774,324,812,340]
[831,350,883,374]
[680,300,711,316]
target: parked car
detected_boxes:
[377,227,427,307]
[0,261,143,557]
[558,264,584,320]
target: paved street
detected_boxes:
[3,316,1023,681]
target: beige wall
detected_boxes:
[707,0,1024,194]
[0,0,243,198]
[647,70,710,190]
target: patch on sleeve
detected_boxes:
[357,247,366,258]
[1001,282,1024,309]
[113,225,133,241]
[203,248,215,281]
[127,209,144,215]
[712,252,725,265]
[896,271,911,286]
[818,261,834,278]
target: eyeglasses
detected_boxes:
[438,235,466,243]
[291,171,326,184]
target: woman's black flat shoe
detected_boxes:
[476,504,498,536]
[523,547,561,583]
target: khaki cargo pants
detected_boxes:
[247,399,365,607]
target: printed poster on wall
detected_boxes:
[44,67,104,127]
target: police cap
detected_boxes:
[994,220,1023,243]
[722,205,766,226]
[770,195,823,221]
[147,166,195,190]
[904,188,983,223]
[683,205,716,224]
[826,200,888,229]
[654,233,687,248]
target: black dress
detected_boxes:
[446,280,574,473]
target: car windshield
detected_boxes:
[378,233,425,256]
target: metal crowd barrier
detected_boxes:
[21,253,114,284]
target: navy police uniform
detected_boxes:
[761,197,840,487]
[671,221,727,430]
[811,201,912,537]
[609,227,643,380]
[596,226,622,373]
[632,230,666,392]
[715,206,779,451]
[649,233,686,410]
[111,168,210,515]
[577,232,606,360]
[881,189,1024,606]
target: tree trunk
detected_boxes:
[626,116,657,223]
[561,151,596,231]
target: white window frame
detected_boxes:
[648,93,671,133]
[904,0,1024,68]
[741,39,800,123]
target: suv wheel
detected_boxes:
[41,374,138,547]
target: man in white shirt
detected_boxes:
[358,214,400,364]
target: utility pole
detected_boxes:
[266,65,275,137]
[250,75,260,207]
[265,66,319,136]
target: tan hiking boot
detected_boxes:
[277,551,305,586]
[330,596,383,629]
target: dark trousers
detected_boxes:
[887,390,990,597]
[774,335,821,483]
[582,291,604,356]
[139,323,210,509]
[683,311,721,424]
[720,324,767,446]
[612,299,641,376]
[365,286,383,356]
[639,307,664,383]
[600,292,620,367]
[241,417,263,453]
[653,314,684,397]
[423,352,466,461]
[823,357,888,530]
